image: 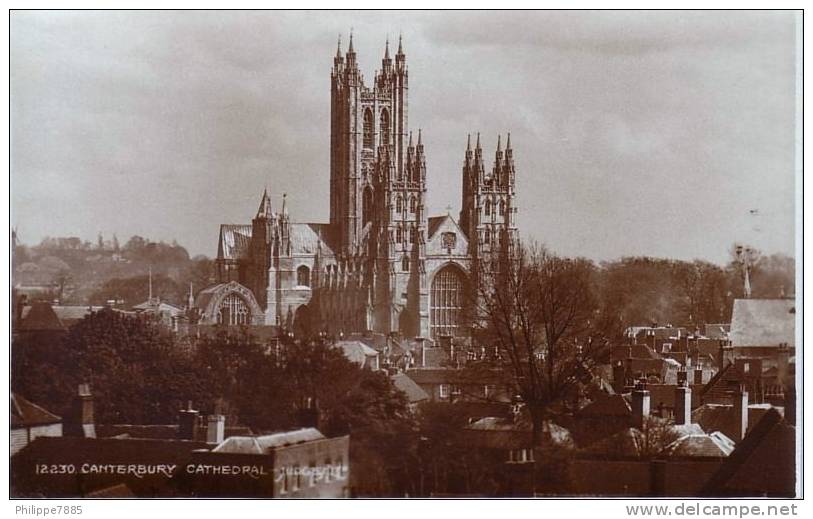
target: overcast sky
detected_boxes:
[11,10,799,263]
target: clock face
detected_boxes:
[442,232,457,250]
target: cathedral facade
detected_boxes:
[196,36,519,342]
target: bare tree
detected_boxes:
[467,243,616,448]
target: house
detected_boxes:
[390,372,430,408]
[701,408,796,497]
[729,298,795,357]
[11,392,350,498]
[10,393,63,455]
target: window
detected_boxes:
[217,293,251,325]
[380,109,390,147]
[402,255,410,272]
[508,449,535,464]
[293,465,300,491]
[396,196,403,213]
[396,227,403,243]
[308,463,316,487]
[484,229,491,244]
[409,196,417,213]
[485,200,492,216]
[499,200,506,216]
[430,265,466,339]
[439,384,450,399]
[324,458,332,483]
[363,109,374,149]
[297,265,311,287]
[279,469,289,495]
[743,362,750,374]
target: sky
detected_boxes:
[10,11,800,264]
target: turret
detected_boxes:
[382,37,392,74]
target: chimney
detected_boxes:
[674,380,692,425]
[297,397,320,429]
[732,386,749,441]
[777,342,790,389]
[206,415,225,445]
[65,384,95,438]
[612,361,626,393]
[631,380,650,428]
[178,401,199,440]
[646,330,656,351]
[718,339,733,371]
[415,337,426,367]
[694,366,704,385]
[784,386,796,426]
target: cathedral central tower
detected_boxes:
[330,34,409,255]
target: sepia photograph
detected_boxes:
[7,9,801,500]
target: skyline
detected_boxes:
[10,11,800,264]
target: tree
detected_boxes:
[468,244,615,450]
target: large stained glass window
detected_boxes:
[430,265,466,339]
[217,293,251,325]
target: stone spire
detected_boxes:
[257,188,272,218]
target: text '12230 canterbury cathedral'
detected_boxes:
[194,35,519,343]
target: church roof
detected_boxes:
[290,223,336,256]
[729,299,795,348]
[218,224,252,260]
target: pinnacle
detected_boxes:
[467,134,471,152]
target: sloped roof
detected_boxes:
[11,393,62,428]
[729,299,795,348]
[578,394,632,418]
[465,416,573,450]
[290,223,336,256]
[692,403,780,441]
[703,323,730,340]
[428,216,448,238]
[212,428,325,454]
[391,373,430,403]
[132,301,184,316]
[662,432,735,458]
[218,224,252,260]
[701,408,796,497]
[335,340,379,367]
[17,302,66,332]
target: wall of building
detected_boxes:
[11,423,63,456]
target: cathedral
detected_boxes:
[195,35,519,342]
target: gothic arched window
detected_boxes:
[430,265,466,339]
[297,265,311,287]
[363,109,374,149]
[485,200,492,216]
[402,255,410,272]
[396,227,403,243]
[499,200,506,216]
[217,293,251,326]
[380,109,390,147]
[409,196,417,213]
[396,196,403,213]
[484,229,491,244]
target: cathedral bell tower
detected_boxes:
[330,34,409,256]
[460,133,518,265]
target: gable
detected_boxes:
[426,214,469,256]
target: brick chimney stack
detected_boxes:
[206,415,225,445]
[631,380,650,428]
[732,386,749,441]
[674,379,692,426]
[178,401,199,440]
[65,383,95,438]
